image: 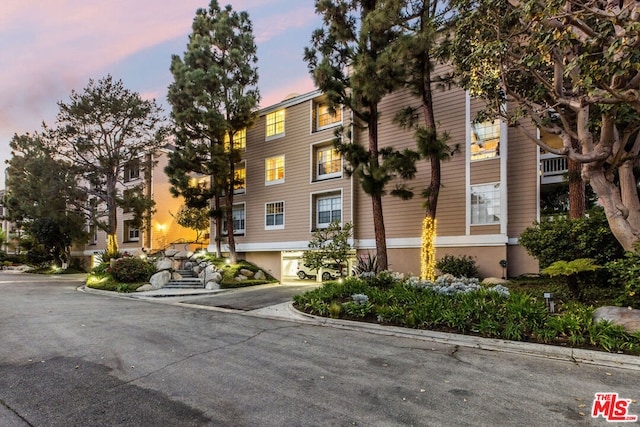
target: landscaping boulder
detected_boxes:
[482,277,509,285]
[136,284,154,292]
[174,251,192,260]
[593,306,640,333]
[184,261,194,270]
[149,270,171,289]
[235,274,248,282]
[164,249,178,257]
[193,265,201,275]
[172,272,183,280]
[155,257,173,271]
[209,271,222,284]
[254,270,266,280]
[239,268,254,278]
[205,281,221,290]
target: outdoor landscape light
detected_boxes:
[544,292,555,313]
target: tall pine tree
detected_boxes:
[166,0,259,262]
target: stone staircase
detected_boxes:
[164,269,204,289]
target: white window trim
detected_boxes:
[265,110,286,141]
[125,221,140,242]
[265,155,285,186]
[316,103,343,131]
[223,202,246,236]
[311,140,343,182]
[309,188,343,231]
[265,201,285,230]
[316,195,342,229]
[470,182,502,226]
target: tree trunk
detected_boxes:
[213,193,222,258]
[567,157,585,219]
[568,137,585,219]
[372,193,388,271]
[106,179,118,255]
[584,164,640,251]
[226,163,237,264]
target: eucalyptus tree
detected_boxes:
[305,0,419,271]
[452,0,640,250]
[50,75,168,256]
[5,133,88,266]
[167,0,259,263]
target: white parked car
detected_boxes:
[297,263,349,281]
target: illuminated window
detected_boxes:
[316,146,342,179]
[234,161,246,194]
[471,183,501,225]
[224,128,246,151]
[317,103,342,129]
[470,120,500,160]
[266,110,285,139]
[265,201,284,229]
[265,156,284,185]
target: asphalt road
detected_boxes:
[1,273,638,426]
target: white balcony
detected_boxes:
[540,154,568,184]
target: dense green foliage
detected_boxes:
[606,252,640,309]
[519,209,625,269]
[294,276,640,354]
[50,75,167,253]
[166,0,259,262]
[303,221,353,276]
[106,257,156,284]
[435,254,479,278]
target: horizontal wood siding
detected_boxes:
[507,122,539,237]
[470,160,500,185]
[237,97,352,248]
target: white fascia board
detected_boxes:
[355,234,508,249]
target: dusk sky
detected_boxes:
[0,0,321,182]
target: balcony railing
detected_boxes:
[540,154,568,184]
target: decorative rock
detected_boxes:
[184,261,194,269]
[172,272,183,280]
[254,270,266,280]
[593,306,640,333]
[235,274,248,282]
[210,272,222,284]
[481,277,509,285]
[204,265,217,277]
[193,266,201,275]
[149,270,171,289]
[174,251,192,260]
[136,284,154,292]
[239,268,255,277]
[205,281,221,290]
[155,257,173,271]
[164,249,178,257]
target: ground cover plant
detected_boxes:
[201,255,278,288]
[86,256,156,293]
[293,273,640,355]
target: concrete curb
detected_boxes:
[249,302,640,372]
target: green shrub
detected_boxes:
[606,252,640,308]
[435,254,479,278]
[519,208,625,268]
[106,257,156,283]
[354,252,379,275]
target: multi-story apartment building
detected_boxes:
[72,149,202,266]
[74,80,567,278]
[212,81,562,280]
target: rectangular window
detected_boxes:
[266,109,285,139]
[470,120,500,160]
[124,160,141,182]
[234,161,246,194]
[471,183,501,225]
[265,201,284,230]
[317,103,342,129]
[316,146,342,179]
[124,220,140,242]
[223,204,245,236]
[265,156,284,185]
[317,195,341,228]
[224,128,246,152]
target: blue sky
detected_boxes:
[0,0,321,176]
